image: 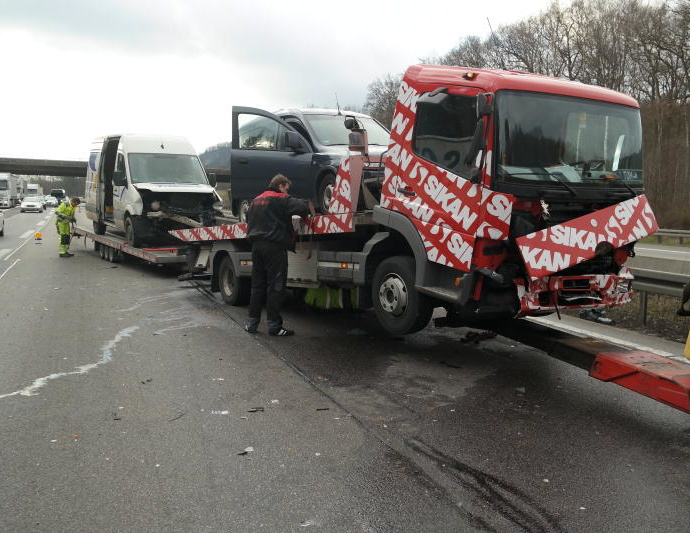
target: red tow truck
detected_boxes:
[172,65,690,414]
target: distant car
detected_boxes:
[0,210,4,236]
[45,196,59,207]
[20,196,44,213]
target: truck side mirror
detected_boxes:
[477,93,494,117]
[284,130,305,152]
[344,116,361,130]
[207,173,217,187]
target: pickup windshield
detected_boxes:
[304,115,391,146]
[127,154,208,185]
[494,91,644,188]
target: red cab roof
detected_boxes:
[404,65,639,108]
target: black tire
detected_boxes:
[93,220,106,235]
[124,215,142,248]
[99,244,106,259]
[218,255,250,306]
[0,224,4,237]
[372,256,433,336]
[316,173,336,213]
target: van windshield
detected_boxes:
[128,154,208,184]
[303,115,391,146]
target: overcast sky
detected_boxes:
[0,0,559,160]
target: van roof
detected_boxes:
[92,134,198,155]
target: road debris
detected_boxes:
[237,446,254,456]
[247,407,264,413]
[168,411,186,422]
[316,408,329,411]
[140,378,153,385]
[460,330,497,344]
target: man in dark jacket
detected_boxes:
[245,174,311,336]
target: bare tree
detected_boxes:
[364,74,403,128]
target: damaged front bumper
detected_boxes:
[515,267,634,316]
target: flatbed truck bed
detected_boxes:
[73,224,188,264]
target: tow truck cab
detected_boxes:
[376,65,657,324]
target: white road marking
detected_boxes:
[0,326,139,400]
[0,259,20,282]
[0,249,11,260]
[5,216,54,261]
[19,230,34,239]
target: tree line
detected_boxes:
[364,0,690,227]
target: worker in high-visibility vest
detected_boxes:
[55,197,80,257]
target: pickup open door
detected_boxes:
[231,106,313,221]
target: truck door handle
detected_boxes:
[397,187,416,197]
[237,158,249,164]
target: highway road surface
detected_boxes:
[0,208,688,532]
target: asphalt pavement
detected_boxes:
[0,213,689,532]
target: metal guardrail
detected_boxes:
[654,228,690,244]
[629,267,690,324]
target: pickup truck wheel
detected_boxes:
[219,255,250,306]
[93,220,106,235]
[316,173,336,213]
[237,200,251,223]
[124,216,142,248]
[373,256,433,336]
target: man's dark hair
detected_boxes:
[268,174,291,189]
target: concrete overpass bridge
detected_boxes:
[0,157,230,183]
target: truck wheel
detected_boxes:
[373,256,433,335]
[124,216,142,248]
[219,255,250,305]
[93,220,106,235]
[316,173,336,213]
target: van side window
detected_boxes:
[413,94,476,177]
[115,153,126,176]
[238,114,290,151]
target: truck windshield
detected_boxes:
[494,91,643,189]
[127,154,209,185]
[0,180,7,190]
[304,115,391,146]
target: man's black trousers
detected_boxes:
[248,240,288,331]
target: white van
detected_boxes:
[85,134,222,247]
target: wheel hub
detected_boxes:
[378,275,408,316]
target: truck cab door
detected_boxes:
[231,106,313,215]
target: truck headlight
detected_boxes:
[212,201,223,211]
[150,201,161,211]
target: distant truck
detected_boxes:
[0,173,21,208]
[50,188,66,202]
[84,134,222,247]
[26,183,42,197]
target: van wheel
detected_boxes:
[218,255,249,305]
[373,256,433,336]
[93,221,106,235]
[237,200,251,223]
[316,173,336,213]
[124,216,142,248]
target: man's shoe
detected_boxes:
[59,253,74,258]
[269,327,294,337]
[244,324,258,334]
